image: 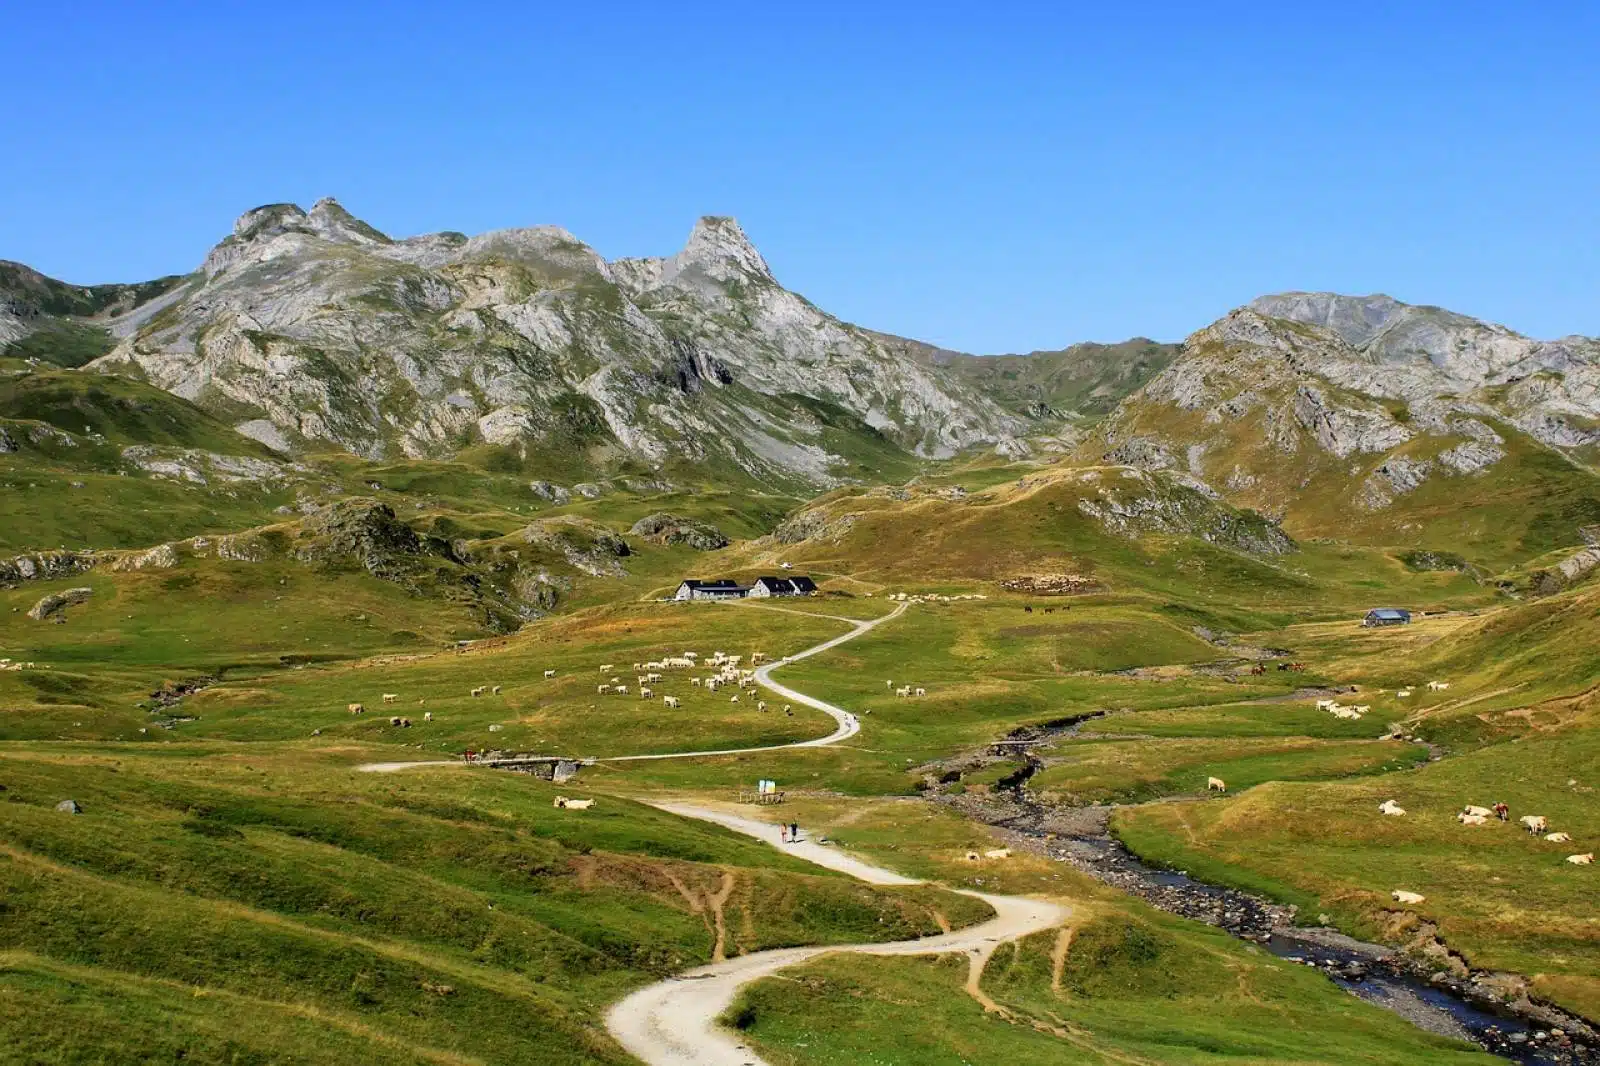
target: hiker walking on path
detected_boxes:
[789,822,799,843]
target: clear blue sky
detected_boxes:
[2,2,1595,351]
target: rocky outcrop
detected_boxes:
[1076,472,1296,555]
[121,445,292,485]
[0,551,93,585]
[28,586,92,620]
[628,513,728,551]
[773,508,860,545]
[521,518,631,577]
[111,544,179,571]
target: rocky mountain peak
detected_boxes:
[656,215,776,292]
[307,197,392,246]
[205,198,392,277]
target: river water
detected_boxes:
[945,714,1595,1064]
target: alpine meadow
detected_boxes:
[2,187,1597,1066]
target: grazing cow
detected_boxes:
[598,684,610,695]
[1397,689,1413,698]
[1567,853,1594,865]
[389,716,402,726]
[895,686,911,697]
[983,848,1011,860]
[1458,813,1489,825]
[1207,777,1226,792]
[311,728,321,737]
[598,664,615,673]
[614,685,628,695]
[663,696,680,709]
[382,693,398,704]
[1461,805,1493,818]
[491,686,502,695]
[544,669,556,678]
[1379,800,1406,816]
[915,687,926,696]
[886,680,894,689]
[348,703,365,715]
[757,701,767,712]
[1521,815,1549,835]
[1427,681,1450,691]
[1391,890,1426,905]
[783,704,791,714]
[692,677,703,687]
[424,711,433,722]
[471,686,485,697]
[1546,832,1573,844]
[1316,699,1335,711]
[730,694,740,703]
[640,687,653,699]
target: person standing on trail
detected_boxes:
[779,824,788,843]
[790,822,799,843]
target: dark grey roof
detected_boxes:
[680,578,741,589]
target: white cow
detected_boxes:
[1458,813,1489,826]
[1567,853,1594,865]
[915,687,927,696]
[1427,681,1450,692]
[423,711,433,722]
[382,693,398,704]
[886,680,894,689]
[639,687,653,699]
[895,686,912,697]
[1391,890,1426,905]
[543,669,556,678]
[757,701,768,712]
[1207,777,1227,793]
[1521,815,1549,835]
[663,696,680,709]
[1316,699,1335,711]
[1461,805,1493,818]
[1546,832,1573,843]
[599,664,615,673]
[1379,800,1406,816]
[597,684,610,695]
[730,694,740,703]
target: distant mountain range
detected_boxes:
[3,201,1596,502]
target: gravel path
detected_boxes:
[604,801,1067,1066]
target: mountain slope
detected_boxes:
[1093,299,1600,568]
[81,200,1027,488]
[880,334,1180,422]
[0,261,187,368]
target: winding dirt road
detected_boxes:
[604,802,1068,1066]
[358,602,904,773]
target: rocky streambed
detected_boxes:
[929,719,1597,1064]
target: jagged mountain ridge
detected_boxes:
[76,199,1037,486]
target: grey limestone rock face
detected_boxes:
[89,201,1023,488]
